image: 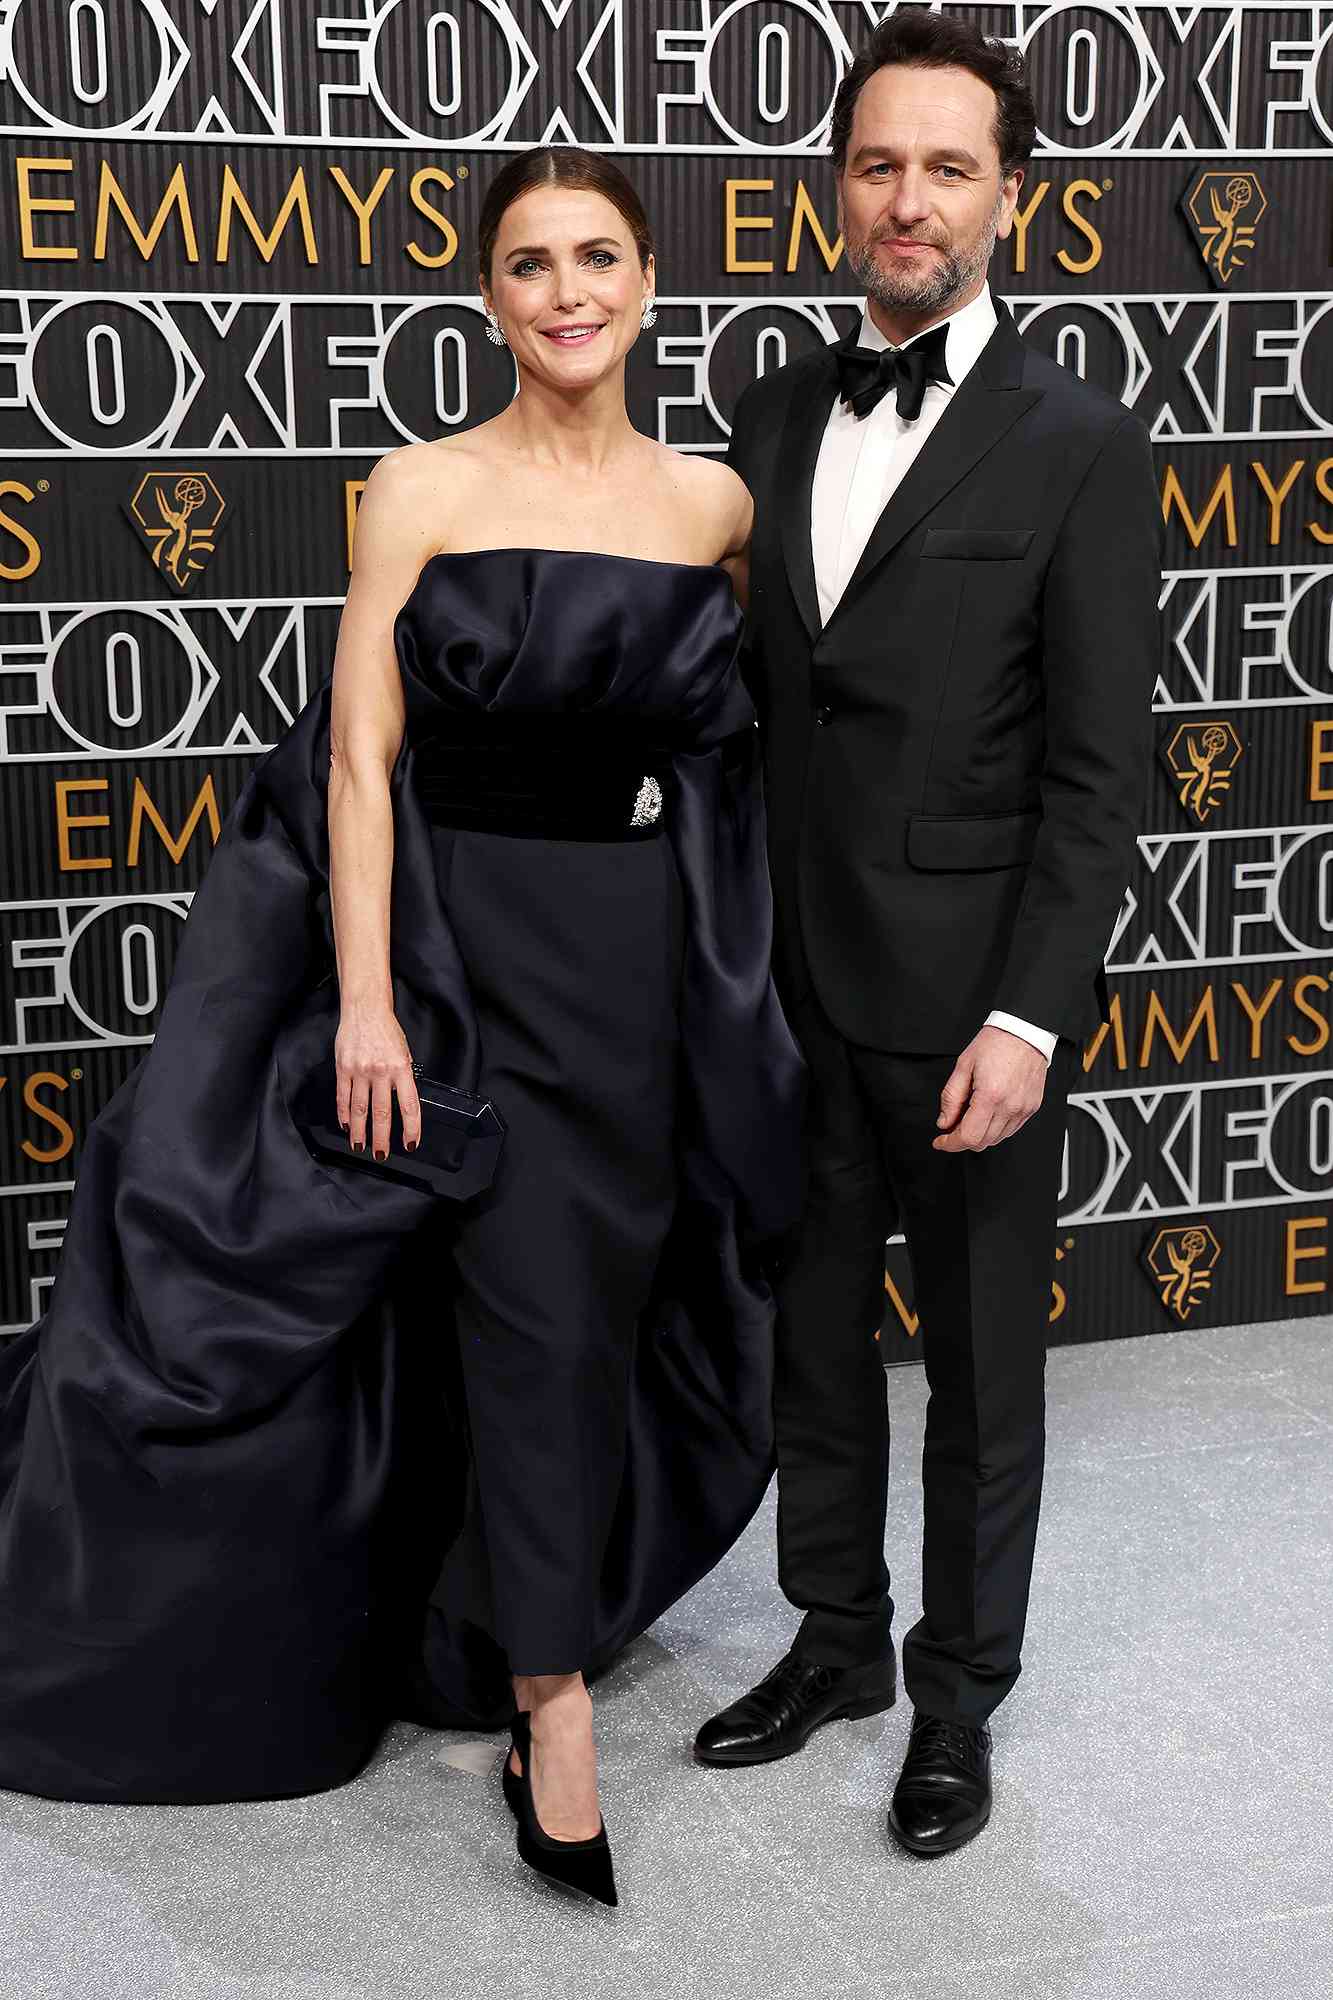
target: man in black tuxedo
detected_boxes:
[694,12,1162,1855]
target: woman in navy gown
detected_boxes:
[0,146,802,1905]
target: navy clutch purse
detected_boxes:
[291,1056,505,1201]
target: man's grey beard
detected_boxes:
[843,198,1002,319]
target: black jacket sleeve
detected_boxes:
[723,375,765,485]
[723,375,771,707]
[990,412,1163,1038]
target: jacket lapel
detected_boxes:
[777,343,842,647]
[822,298,1044,635]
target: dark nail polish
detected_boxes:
[374,1148,387,1162]
[406,1140,418,1152]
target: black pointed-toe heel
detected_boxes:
[502,1710,618,1908]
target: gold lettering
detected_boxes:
[126,775,221,865]
[1138,987,1219,1067]
[327,166,395,266]
[1008,180,1049,274]
[1284,1215,1327,1296]
[1082,990,1128,1071]
[883,1270,919,1337]
[1249,459,1305,545]
[406,167,459,270]
[94,162,199,262]
[1056,179,1104,275]
[725,179,774,275]
[55,779,112,872]
[1289,973,1331,1057]
[216,166,317,265]
[1310,719,1333,802]
[1160,464,1237,549]
[0,481,41,581]
[16,156,77,260]
[22,1074,73,1164]
[345,479,367,573]
[786,179,842,273]
[1230,977,1284,1060]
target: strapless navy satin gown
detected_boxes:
[0,548,804,1804]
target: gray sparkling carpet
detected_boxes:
[3,1313,1330,2000]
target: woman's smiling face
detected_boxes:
[482,186,655,387]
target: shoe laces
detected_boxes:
[755,1653,833,1729]
[909,1713,986,1772]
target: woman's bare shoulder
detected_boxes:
[656,445,753,559]
[367,433,491,502]
[358,433,501,562]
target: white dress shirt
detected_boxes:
[809,284,1058,1066]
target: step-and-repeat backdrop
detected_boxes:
[0,2,1329,1355]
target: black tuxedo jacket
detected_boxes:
[728,295,1163,1053]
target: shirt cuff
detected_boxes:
[984,1011,1058,1064]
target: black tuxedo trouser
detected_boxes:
[775,985,1078,1724]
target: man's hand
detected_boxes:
[933,1026,1049,1153]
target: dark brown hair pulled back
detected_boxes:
[477,145,655,288]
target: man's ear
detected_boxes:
[994,168,1024,241]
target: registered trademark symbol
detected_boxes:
[1102,179,1113,191]
[457,165,469,178]
[70,1068,82,1080]
[37,479,49,492]
[1064,1236,1075,1249]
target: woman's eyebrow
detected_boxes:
[503,236,623,258]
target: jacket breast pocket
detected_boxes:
[921,528,1035,561]
[906,807,1041,871]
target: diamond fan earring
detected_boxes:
[640,296,658,330]
[484,308,508,347]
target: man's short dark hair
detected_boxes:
[830,10,1036,179]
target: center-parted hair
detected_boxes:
[829,12,1036,179]
[478,145,655,287]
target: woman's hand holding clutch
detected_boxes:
[291,1026,505,1202]
[334,1006,420,1159]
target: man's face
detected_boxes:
[837,63,1023,317]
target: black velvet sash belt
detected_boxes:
[412,728,670,841]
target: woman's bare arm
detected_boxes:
[682,453,753,609]
[326,446,439,1158]
[720,472,754,611]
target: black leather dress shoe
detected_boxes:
[693,1647,897,1767]
[887,1710,992,1856]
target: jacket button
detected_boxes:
[815,704,833,726]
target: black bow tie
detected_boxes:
[834,321,953,422]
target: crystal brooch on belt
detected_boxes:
[630,775,663,827]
